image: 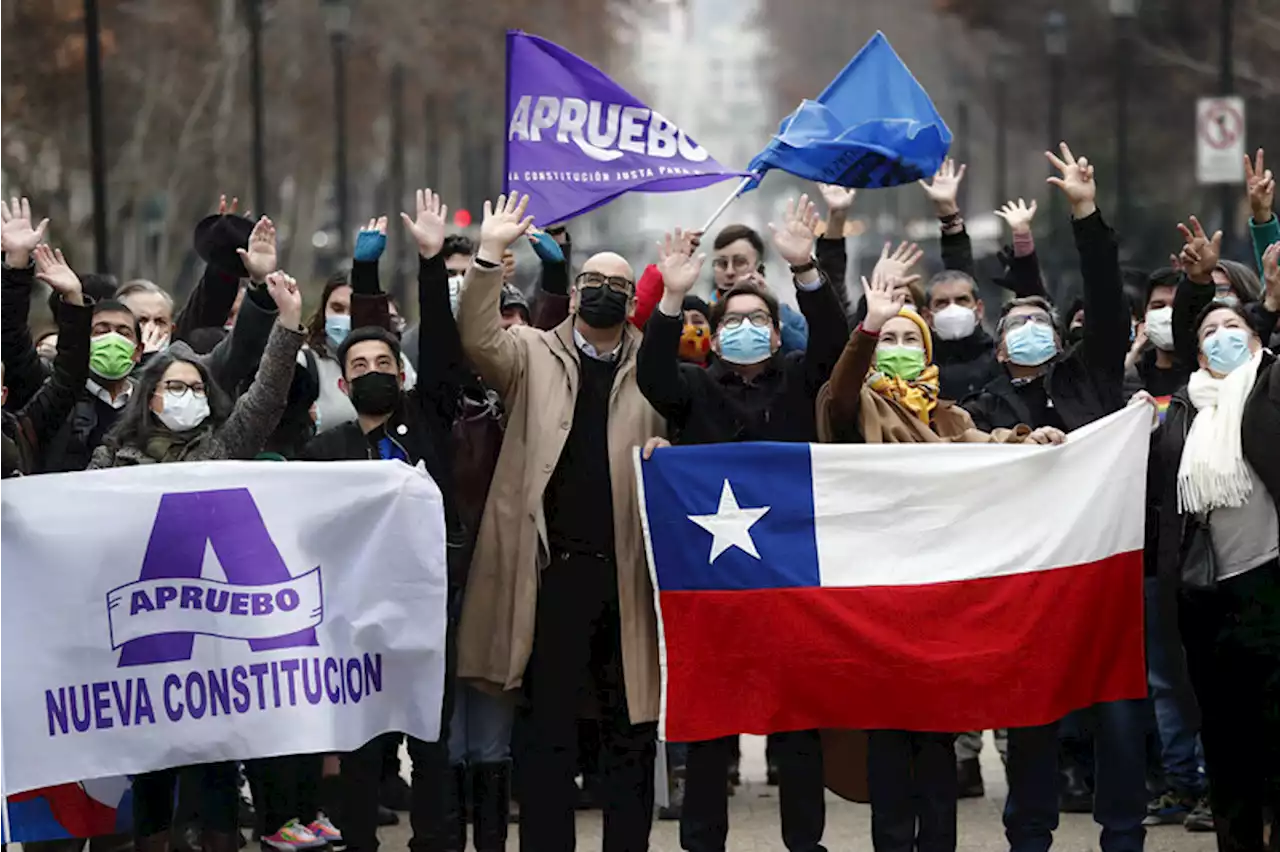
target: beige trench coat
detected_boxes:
[454,262,666,724]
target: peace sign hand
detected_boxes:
[1245,149,1275,223]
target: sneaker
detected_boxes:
[1144,791,1195,825]
[261,820,327,851]
[307,815,342,845]
[957,758,985,799]
[1184,796,1214,832]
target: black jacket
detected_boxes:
[962,211,1128,432]
[934,328,1003,402]
[637,275,848,445]
[1,296,93,477]
[302,252,468,584]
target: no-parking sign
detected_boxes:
[1196,96,1246,184]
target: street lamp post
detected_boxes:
[84,0,109,273]
[1045,11,1067,272]
[323,0,352,254]
[991,50,1010,208]
[1218,0,1235,252]
[246,0,267,214]
[1110,0,1139,235]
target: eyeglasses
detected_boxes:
[1003,312,1053,331]
[720,310,773,330]
[712,255,754,272]
[575,271,634,295]
[157,380,206,398]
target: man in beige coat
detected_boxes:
[454,193,666,851]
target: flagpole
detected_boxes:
[699,175,755,234]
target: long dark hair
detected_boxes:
[305,270,351,357]
[100,348,232,452]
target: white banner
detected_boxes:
[2,460,448,794]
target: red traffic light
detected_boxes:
[453,209,473,228]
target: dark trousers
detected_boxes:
[517,552,656,852]
[680,731,826,852]
[867,731,957,852]
[340,592,459,852]
[1003,700,1148,852]
[1179,560,1280,852]
[244,753,323,835]
[132,761,239,837]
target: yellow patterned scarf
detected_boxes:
[868,364,941,423]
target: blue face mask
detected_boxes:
[717,323,773,365]
[1202,327,1252,375]
[1005,321,1058,367]
[325,315,351,350]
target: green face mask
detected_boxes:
[89,332,137,380]
[875,345,927,381]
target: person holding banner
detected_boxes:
[637,197,848,852]
[454,192,666,852]
[80,269,303,852]
[815,262,1059,852]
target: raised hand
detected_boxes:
[918,159,966,217]
[1045,142,1097,219]
[873,240,924,287]
[354,216,389,264]
[1176,215,1222,283]
[1,197,50,267]
[265,270,303,330]
[656,228,705,297]
[217,195,240,216]
[1245,149,1275,224]
[401,189,448,259]
[1262,242,1280,312]
[236,216,278,281]
[479,194,535,262]
[995,198,1038,235]
[861,267,908,334]
[142,323,170,354]
[817,183,857,214]
[32,244,83,306]
[768,194,820,267]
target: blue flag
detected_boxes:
[745,32,951,190]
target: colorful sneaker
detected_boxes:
[1184,796,1215,832]
[262,819,327,851]
[1144,791,1194,826]
[307,815,343,845]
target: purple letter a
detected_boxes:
[119,488,319,667]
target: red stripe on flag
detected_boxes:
[659,550,1146,741]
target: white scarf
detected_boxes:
[1176,351,1263,514]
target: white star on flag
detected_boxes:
[687,479,771,564]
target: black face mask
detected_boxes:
[348,371,400,416]
[577,285,629,329]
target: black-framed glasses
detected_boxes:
[157,380,207,398]
[575,271,634,295]
[720,310,772,330]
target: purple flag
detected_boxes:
[504,31,745,225]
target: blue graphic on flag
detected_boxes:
[745,32,951,190]
[640,443,819,592]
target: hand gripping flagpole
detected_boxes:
[699,175,757,234]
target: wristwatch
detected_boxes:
[789,257,818,275]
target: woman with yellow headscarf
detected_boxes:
[815,265,1064,852]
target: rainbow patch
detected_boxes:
[1153,394,1172,423]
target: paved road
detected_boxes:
[379,734,1218,851]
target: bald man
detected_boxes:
[454,195,666,852]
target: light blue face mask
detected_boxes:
[717,322,773,365]
[325,314,351,350]
[1202,327,1252,375]
[1005,321,1058,367]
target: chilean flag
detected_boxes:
[636,406,1152,742]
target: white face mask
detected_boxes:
[931,304,978,341]
[155,389,211,432]
[1144,306,1175,351]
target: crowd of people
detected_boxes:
[3,140,1278,852]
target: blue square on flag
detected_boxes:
[640,442,819,592]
